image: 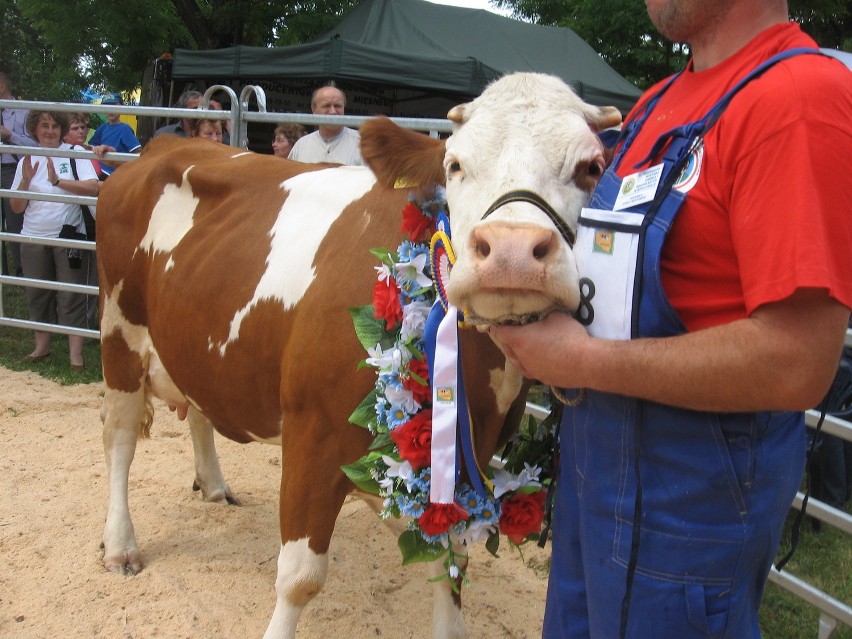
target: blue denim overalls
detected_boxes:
[543,49,822,639]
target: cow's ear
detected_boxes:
[583,105,623,132]
[361,116,446,189]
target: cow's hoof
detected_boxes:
[193,479,241,506]
[103,551,143,576]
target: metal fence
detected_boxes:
[0,91,849,639]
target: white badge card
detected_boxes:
[573,209,642,341]
[612,164,663,212]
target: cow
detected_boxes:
[96,72,621,639]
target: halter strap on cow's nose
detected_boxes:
[481,189,576,248]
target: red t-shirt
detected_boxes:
[617,23,852,331]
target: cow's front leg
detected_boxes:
[262,431,352,639]
[186,407,239,505]
[101,387,148,576]
[426,544,469,639]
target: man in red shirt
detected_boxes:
[491,0,852,637]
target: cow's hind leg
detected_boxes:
[101,386,150,575]
[186,407,239,505]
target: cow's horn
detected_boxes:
[447,103,468,123]
[585,105,623,132]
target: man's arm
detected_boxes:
[490,288,849,413]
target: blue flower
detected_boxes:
[397,493,427,518]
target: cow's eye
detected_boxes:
[447,160,463,178]
[588,161,603,177]
[573,158,606,191]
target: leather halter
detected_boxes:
[481,189,576,248]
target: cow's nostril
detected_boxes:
[533,233,556,260]
[475,235,491,258]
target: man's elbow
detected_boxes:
[775,357,844,411]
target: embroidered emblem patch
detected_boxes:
[673,142,704,193]
[593,229,614,255]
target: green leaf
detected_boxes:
[340,452,384,495]
[348,305,386,351]
[349,389,378,429]
[368,431,394,452]
[485,529,501,558]
[369,247,397,266]
[398,529,447,565]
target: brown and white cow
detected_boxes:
[97,72,621,638]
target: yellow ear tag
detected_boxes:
[394,176,418,189]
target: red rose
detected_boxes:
[402,358,430,404]
[499,490,547,544]
[389,409,432,468]
[401,202,433,241]
[418,501,469,536]
[373,278,403,329]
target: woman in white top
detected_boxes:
[9,110,99,371]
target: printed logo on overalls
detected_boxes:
[436,387,455,403]
[593,229,614,255]
[673,142,704,193]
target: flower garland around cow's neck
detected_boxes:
[342,186,559,583]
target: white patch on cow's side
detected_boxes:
[138,167,199,257]
[217,167,376,354]
[101,281,152,361]
[263,539,329,639]
[489,364,524,416]
[230,151,253,159]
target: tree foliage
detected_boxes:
[493,0,851,90]
[5,0,358,101]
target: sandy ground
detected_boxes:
[0,367,550,639]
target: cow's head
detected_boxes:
[362,72,621,327]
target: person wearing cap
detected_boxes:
[88,95,141,177]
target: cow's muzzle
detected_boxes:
[481,190,576,248]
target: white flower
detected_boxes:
[448,563,460,579]
[400,300,432,343]
[375,263,392,283]
[492,463,543,499]
[394,252,432,290]
[366,343,395,370]
[385,385,420,414]
[455,518,497,546]
[382,456,416,491]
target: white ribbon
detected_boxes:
[430,304,459,505]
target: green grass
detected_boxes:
[761,506,852,638]
[1,244,849,637]
[1,245,102,385]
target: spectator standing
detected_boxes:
[489,0,852,636]
[288,84,362,165]
[88,96,141,177]
[153,90,203,138]
[272,123,306,158]
[188,115,224,143]
[64,112,101,329]
[0,71,37,276]
[8,111,99,371]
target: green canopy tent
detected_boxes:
[170,0,642,120]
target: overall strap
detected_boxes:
[634,48,826,223]
[609,72,682,170]
[633,48,825,171]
